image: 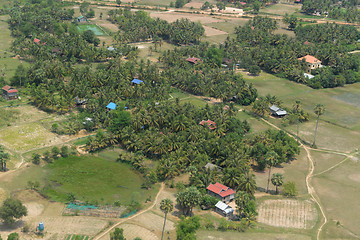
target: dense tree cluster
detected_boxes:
[109,9,204,45]
[302,0,360,23]
[161,43,258,105]
[225,16,360,88]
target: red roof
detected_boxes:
[207,182,235,197]
[239,2,246,5]
[186,57,201,64]
[200,120,216,130]
[304,41,313,45]
[298,55,321,64]
[2,85,17,93]
[34,38,40,43]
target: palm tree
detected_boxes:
[239,172,256,196]
[271,173,284,194]
[313,104,325,147]
[293,100,301,142]
[160,198,173,240]
[265,151,279,193]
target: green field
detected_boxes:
[76,24,107,36]
[66,234,89,240]
[43,154,154,204]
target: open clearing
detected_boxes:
[0,122,61,152]
[150,11,224,24]
[44,155,151,204]
[118,223,158,240]
[77,24,107,36]
[257,199,318,229]
[197,230,312,240]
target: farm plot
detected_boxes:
[257,199,317,229]
[0,122,61,152]
[76,24,107,36]
[150,11,224,24]
[119,223,158,240]
[132,211,175,232]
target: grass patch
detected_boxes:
[313,159,360,237]
[76,24,107,36]
[0,122,58,152]
[43,155,151,204]
[262,3,300,16]
[0,107,20,128]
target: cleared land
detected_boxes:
[76,24,107,36]
[257,199,317,229]
[197,230,312,240]
[43,155,151,204]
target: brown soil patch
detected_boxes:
[119,223,158,240]
[184,2,203,8]
[203,25,227,36]
[23,202,44,218]
[97,22,119,32]
[348,174,360,183]
[154,190,176,211]
[132,211,175,232]
[150,11,224,24]
[258,199,317,229]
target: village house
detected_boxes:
[215,201,234,217]
[269,105,287,117]
[207,182,235,203]
[131,78,144,85]
[199,120,216,130]
[298,55,322,73]
[77,16,87,23]
[203,162,222,171]
[186,57,202,65]
[106,102,117,111]
[2,85,18,100]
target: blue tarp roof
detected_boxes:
[132,78,144,84]
[106,102,117,110]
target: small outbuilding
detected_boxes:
[207,182,235,203]
[77,16,87,23]
[200,120,216,130]
[269,105,287,117]
[131,78,144,85]
[106,102,117,111]
[186,57,202,65]
[204,162,222,171]
[2,85,18,100]
[215,201,234,217]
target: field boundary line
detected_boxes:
[313,155,351,177]
[93,182,165,240]
[260,118,327,240]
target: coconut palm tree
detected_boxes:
[160,198,174,240]
[265,151,279,193]
[313,104,325,147]
[293,100,301,142]
[271,173,284,194]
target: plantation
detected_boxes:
[43,155,152,204]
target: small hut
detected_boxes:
[2,85,18,100]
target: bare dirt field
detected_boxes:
[184,2,202,9]
[203,25,227,36]
[257,199,317,229]
[150,11,224,24]
[132,211,175,232]
[119,223,159,240]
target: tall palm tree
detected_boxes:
[313,104,325,147]
[293,100,301,143]
[265,151,279,193]
[239,172,256,196]
[160,198,174,240]
[271,173,284,194]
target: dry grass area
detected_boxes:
[257,199,317,229]
[203,25,227,36]
[132,211,175,232]
[0,122,62,152]
[150,11,224,24]
[0,190,108,240]
[119,223,159,240]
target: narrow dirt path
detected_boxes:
[259,118,326,240]
[93,182,165,240]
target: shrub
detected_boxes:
[283,181,298,197]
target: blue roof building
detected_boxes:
[131,78,144,85]
[106,102,117,110]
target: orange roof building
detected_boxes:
[298,55,322,73]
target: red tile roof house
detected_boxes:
[2,85,18,100]
[207,182,236,203]
[186,57,202,65]
[199,120,216,130]
[33,38,40,44]
[298,55,322,73]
